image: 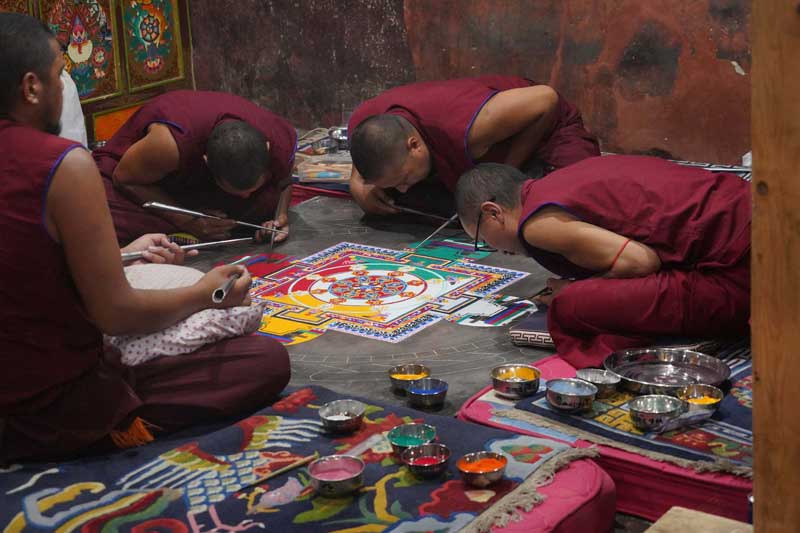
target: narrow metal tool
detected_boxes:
[120,236,254,262]
[393,205,450,222]
[143,202,288,235]
[410,213,459,250]
[212,255,252,304]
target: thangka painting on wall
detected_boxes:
[122,0,185,91]
[0,0,32,14]
[40,0,121,103]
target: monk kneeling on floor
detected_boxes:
[455,156,751,368]
[0,14,290,463]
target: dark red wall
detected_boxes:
[191,0,750,164]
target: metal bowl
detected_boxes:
[387,423,436,456]
[407,378,448,409]
[677,383,724,414]
[491,364,541,399]
[546,378,598,413]
[311,137,338,155]
[308,455,365,497]
[575,368,621,399]
[456,451,508,487]
[328,127,349,150]
[388,364,431,393]
[628,394,685,432]
[401,443,451,478]
[318,399,366,433]
[604,348,731,395]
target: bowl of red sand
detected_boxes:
[401,443,451,478]
[308,455,365,497]
[456,451,508,487]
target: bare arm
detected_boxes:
[44,148,251,336]
[521,206,662,278]
[467,85,559,168]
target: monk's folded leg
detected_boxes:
[130,335,290,430]
[548,260,749,368]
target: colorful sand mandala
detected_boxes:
[405,237,493,262]
[252,242,527,343]
[444,294,536,327]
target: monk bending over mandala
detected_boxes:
[347,75,599,217]
[455,156,751,368]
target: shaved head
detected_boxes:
[455,163,527,225]
[349,114,413,182]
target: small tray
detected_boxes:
[604,348,731,395]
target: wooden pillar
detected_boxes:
[751,2,800,531]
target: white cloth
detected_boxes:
[59,71,88,147]
[104,264,265,366]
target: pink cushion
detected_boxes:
[458,355,752,522]
[493,459,615,533]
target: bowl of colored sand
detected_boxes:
[319,399,366,433]
[491,364,541,399]
[407,378,448,409]
[676,383,723,414]
[456,451,508,487]
[546,378,598,413]
[387,423,437,456]
[388,364,431,393]
[575,368,621,399]
[401,443,451,478]
[308,455,365,497]
[628,394,685,432]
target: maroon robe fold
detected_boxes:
[93,90,297,243]
[348,75,599,191]
[517,155,751,368]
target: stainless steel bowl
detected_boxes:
[401,443,451,478]
[388,364,431,393]
[387,423,436,456]
[319,399,366,433]
[328,127,349,150]
[676,383,724,414]
[628,394,685,432]
[546,378,598,413]
[575,368,621,399]
[604,348,731,395]
[456,451,508,487]
[407,378,448,409]
[308,455,365,497]
[491,364,541,399]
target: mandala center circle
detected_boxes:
[328,275,408,300]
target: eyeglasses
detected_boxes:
[473,197,497,252]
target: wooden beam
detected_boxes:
[752,2,800,531]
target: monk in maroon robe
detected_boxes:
[347,75,599,216]
[93,90,297,243]
[454,156,750,368]
[0,14,290,463]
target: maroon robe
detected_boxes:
[348,75,599,191]
[0,120,290,462]
[517,155,751,368]
[94,90,297,243]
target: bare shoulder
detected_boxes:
[521,205,578,250]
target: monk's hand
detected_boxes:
[122,233,198,265]
[350,174,401,215]
[534,278,572,306]
[255,213,289,243]
[202,265,253,308]
[182,210,235,241]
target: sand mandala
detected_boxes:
[251,242,527,343]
